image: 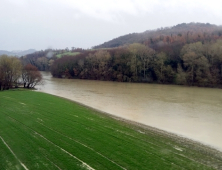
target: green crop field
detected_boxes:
[0,90,221,170]
[56,52,80,58]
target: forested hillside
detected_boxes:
[93,23,222,49]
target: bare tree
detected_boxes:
[22,64,42,88]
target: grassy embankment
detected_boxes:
[56,52,80,58]
[0,90,222,170]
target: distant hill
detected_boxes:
[93,22,222,49]
[0,49,36,57]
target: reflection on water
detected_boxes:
[37,72,222,151]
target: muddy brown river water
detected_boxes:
[37,72,222,151]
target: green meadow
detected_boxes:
[0,90,221,170]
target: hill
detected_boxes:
[0,49,36,57]
[93,22,222,49]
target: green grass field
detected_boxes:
[56,52,80,58]
[0,90,221,170]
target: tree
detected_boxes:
[128,43,142,81]
[180,42,210,85]
[207,40,222,80]
[128,43,155,81]
[140,46,155,80]
[0,55,22,90]
[176,64,187,85]
[37,57,48,70]
[182,51,199,84]
[22,64,42,88]
[94,50,111,80]
[154,52,167,83]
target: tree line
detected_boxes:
[20,48,86,71]
[51,40,222,87]
[0,55,42,90]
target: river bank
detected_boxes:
[55,92,222,155]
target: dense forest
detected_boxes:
[21,23,222,87]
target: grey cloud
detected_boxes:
[0,0,222,50]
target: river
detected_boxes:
[37,72,222,151]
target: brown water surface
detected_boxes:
[37,72,222,151]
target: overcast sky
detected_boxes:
[1,0,222,51]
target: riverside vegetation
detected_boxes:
[21,23,222,88]
[0,89,222,169]
[50,40,222,87]
[0,55,42,90]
